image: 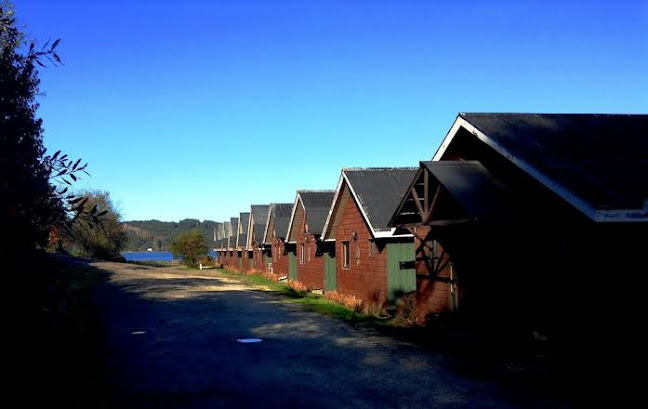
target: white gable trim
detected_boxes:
[320,172,345,239]
[235,217,242,250]
[261,204,273,245]
[343,171,381,238]
[285,193,304,244]
[323,169,412,240]
[431,115,645,222]
[246,209,254,251]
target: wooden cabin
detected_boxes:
[235,213,250,271]
[219,221,231,265]
[247,204,271,272]
[262,203,294,278]
[285,190,335,289]
[226,217,238,269]
[390,113,648,335]
[320,168,419,310]
[213,222,224,262]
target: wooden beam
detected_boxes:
[423,185,442,224]
[406,227,438,255]
[423,170,429,211]
[396,218,474,228]
[410,188,427,221]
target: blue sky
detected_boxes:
[15,0,648,222]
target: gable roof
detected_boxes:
[236,212,250,249]
[322,167,418,239]
[262,203,294,244]
[229,217,238,249]
[221,221,231,249]
[434,113,648,222]
[421,161,514,220]
[286,190,335,241]
[248,204,270,248]
[212,222,222,241]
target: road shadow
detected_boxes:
[84,260,572,409]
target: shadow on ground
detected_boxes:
[76,259,573,409]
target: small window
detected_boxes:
[369,239,376,256]
[300,243,305,264]
[342,241,350,269]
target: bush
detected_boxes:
[324,291,363,313]
[198,254,213,266]
[62,190,127,261]
[287,279,309,293]
[262,271,279,282]
[394,292,418,326]
[171,229,208,268]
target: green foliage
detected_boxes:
[171,229,209,267]
[1,2,91,262]
[123,219,218,251]
[63,190,127,260]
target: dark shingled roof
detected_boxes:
[229,217,238,248]
[421,161,514,220]
[213,222,223,241]
[221,222,231,248]
[299,190,335,235]
[250,205,270,243]
[238,213,249,248]
[266,203,294,242]
[458,113,648,212]
[345,168,419,232]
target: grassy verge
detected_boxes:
[217,269,376,325]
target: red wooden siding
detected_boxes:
[334,188,388,308]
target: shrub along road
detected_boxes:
[89,261,569,408]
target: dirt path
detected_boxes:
[90,261,568,408]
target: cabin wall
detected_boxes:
[240,250,251,272]
[271,238,288,277]
[296,232,325,289]
[252,248,267,273]
[222,250,232,269]
[412,226,453,321]
[335,194,388,308]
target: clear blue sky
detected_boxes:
[15,0,648,222]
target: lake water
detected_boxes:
[121,251,218,261]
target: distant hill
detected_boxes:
[122,219,220,252]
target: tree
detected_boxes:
[63,190,127,260]
[171,230,208,268]
[1,2,90,262]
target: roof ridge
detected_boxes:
[343,166,419,171]
[460,112,641,116]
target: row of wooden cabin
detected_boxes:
[212,113,647,332]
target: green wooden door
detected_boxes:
[249,256,254,270]
[387,242,416,302]
[289,252,298,280]
[238,255,243,271]
[324,253,337,291]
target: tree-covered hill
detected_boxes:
[122,219,219,252]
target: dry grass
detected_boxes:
[394,293,418,326]
[324,291,363,313]
[287,279,309,292]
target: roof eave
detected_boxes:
[321,171,346,239]
[285,193,302,242]
[433,115,600,221]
